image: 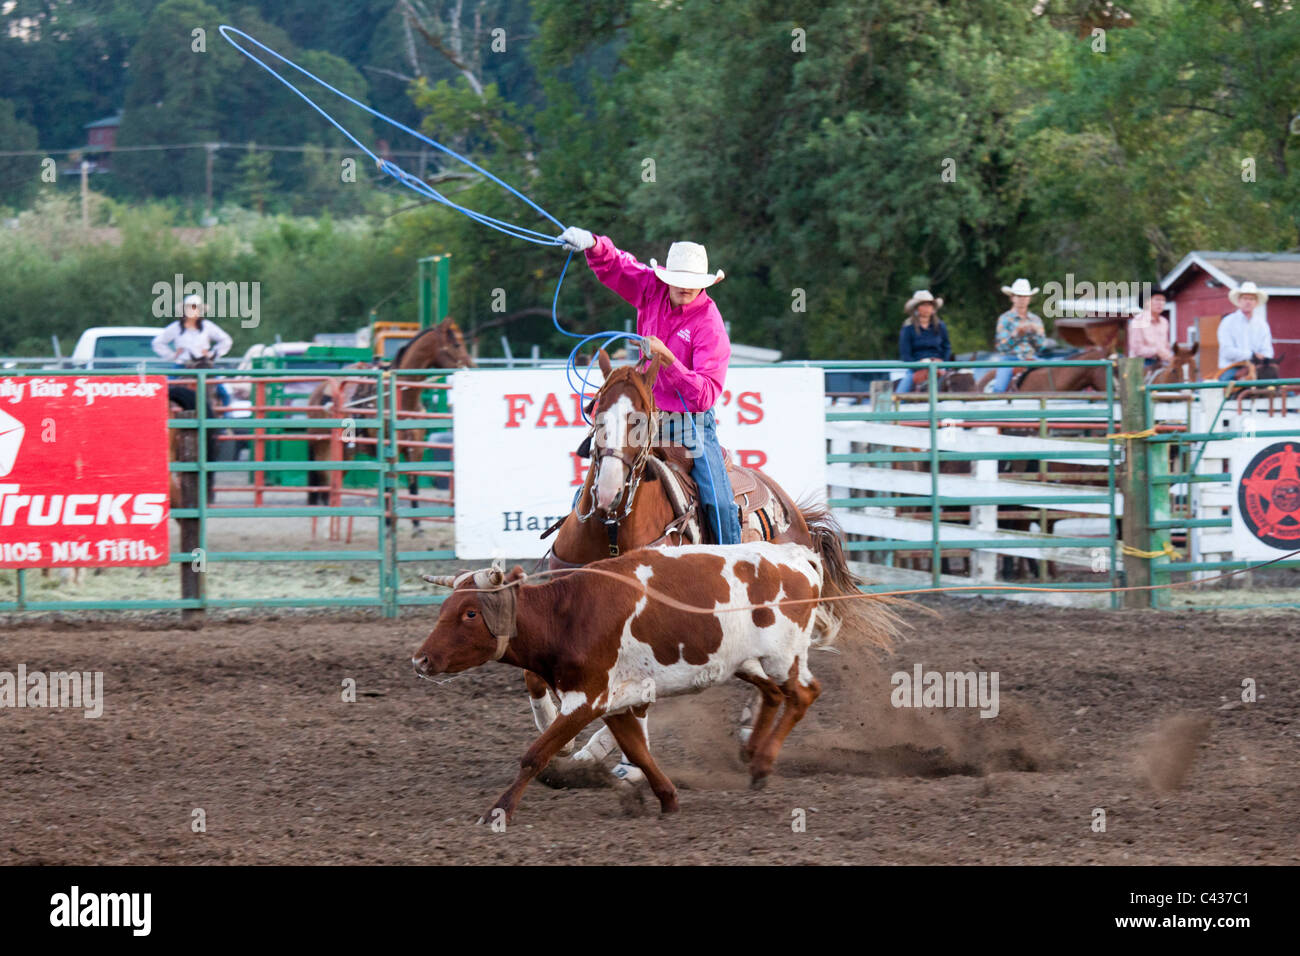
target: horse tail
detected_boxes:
[796,498,904,652]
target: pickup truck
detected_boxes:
[68,326,166,369]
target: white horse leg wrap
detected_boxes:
[529,693,558,734]
[531,692,575,754]
[572,723,618,763]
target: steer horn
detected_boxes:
[421,574,459,587]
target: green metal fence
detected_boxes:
[1,367,454,617]
[1142,376,1300,610]
[819,359,1123,605]
[7,360,1287,616]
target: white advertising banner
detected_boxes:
[452,366,827,559]
[1230,438,1300,560]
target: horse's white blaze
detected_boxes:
[594,395,632,510]
[597,542,823,716]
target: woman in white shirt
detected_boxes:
[152,294,234,364]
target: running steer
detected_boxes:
[412,542,888,823]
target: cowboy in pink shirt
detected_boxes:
[1127,286,1173,367]
[560,226,742,545]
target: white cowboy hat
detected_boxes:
[1228,280,1268,306]
[650,242,725,289]
[1001,278,1040,297]
[904,290,944,314]
[182,293,204,309]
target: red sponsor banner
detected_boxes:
[0,376,170,568]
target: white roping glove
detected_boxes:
[559,226,595,252]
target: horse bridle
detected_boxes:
[578,390,657,556]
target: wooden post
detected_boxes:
[1119,358,1151,609]
[80,160,89,228]
[176,411,206,624]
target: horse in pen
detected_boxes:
[412,542,899,823]
[306,319,473,531]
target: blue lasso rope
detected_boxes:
[219,24,641,421]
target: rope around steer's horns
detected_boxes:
[419,548,1300,618]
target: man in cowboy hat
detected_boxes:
[989,278,1047,393]
[1217,281,1274,381]
[896,290,952,393]
[560,226,742,545]
[558,226,741,785]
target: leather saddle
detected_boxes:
[643,444,789,545]
[573,429,790,545]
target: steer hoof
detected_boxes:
[749,773,769,791]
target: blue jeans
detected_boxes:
[990,365,1015,393]
[1218,366,1245,382]
[661,410,742,544]
[895,369,916,393]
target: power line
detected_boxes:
[0,142,437,159]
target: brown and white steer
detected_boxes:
[412,541,861,823]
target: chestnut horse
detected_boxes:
[525,350,889,765]
[1014,347,1109,392]
[307,319,473,531]
[1147,342,1199,385]
[904,366,979,393]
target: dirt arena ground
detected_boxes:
[2,597,1295,865]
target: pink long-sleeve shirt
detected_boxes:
[1127,309,1172,363]
[585,235,730,413]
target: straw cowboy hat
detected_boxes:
[904,290,944,314]
[1001,278,1039,297]
[1228,280,1269,306]
[650,242,725,289]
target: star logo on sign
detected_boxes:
[1238,442,1300,548]
[0,407,24,477]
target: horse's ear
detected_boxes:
[643,353,663,390]
[597,349,612,377]
[584,397,595,417]
[1190,340,1200,356]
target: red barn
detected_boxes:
[81,112,121,172]
[1161,252,1300,379]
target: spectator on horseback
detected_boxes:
[1127,285,1173,368]
[151,294,234,365]
[1216,281,1274,382]
[895,290,952,393]
[559,227,742,545]
[153,293,234,415]
[989,278,1047,393]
